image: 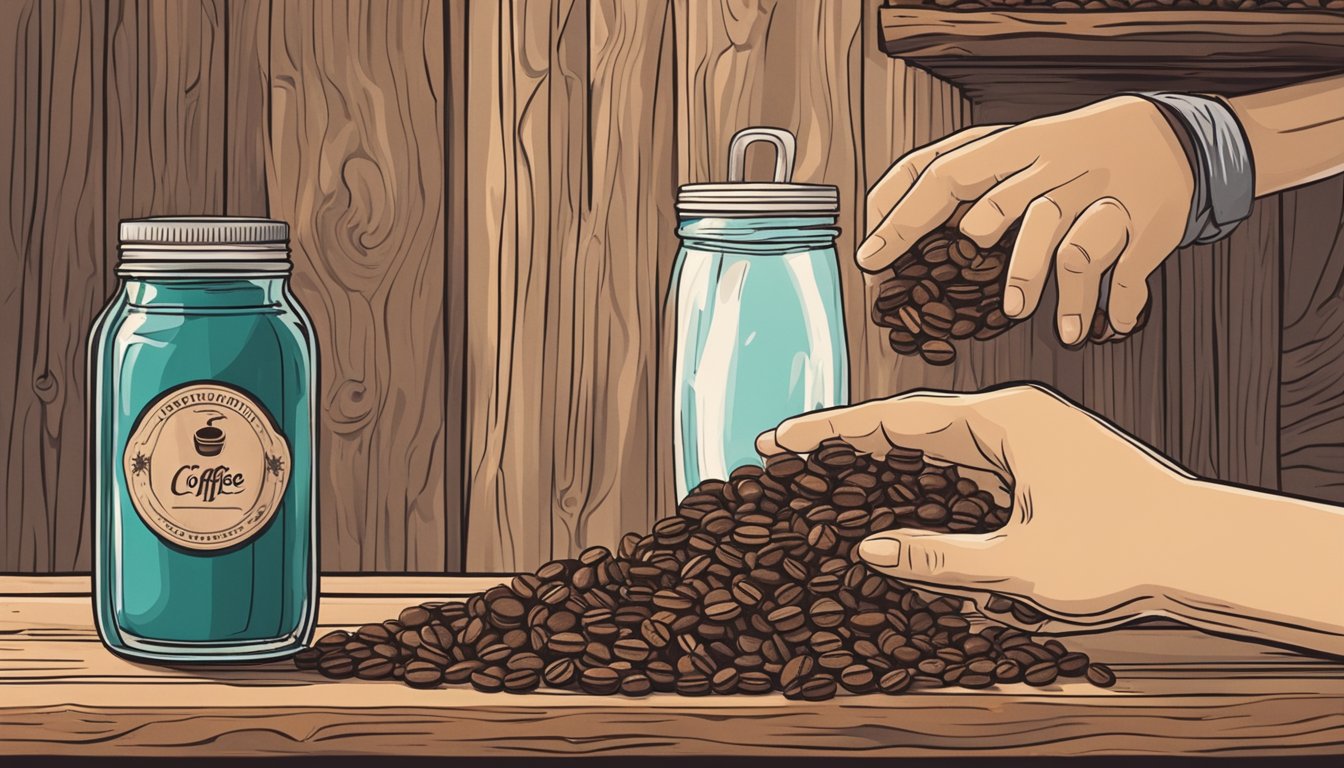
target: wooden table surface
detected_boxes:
[3,576,1343,758]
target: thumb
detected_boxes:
[859,529,1011,592]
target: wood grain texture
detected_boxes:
[1280,177,1344,503]
[464,0,677,569]
[464,0,559,570]
[878,9,1344,109]
[443,0,467,571]
[268,0,449,571]
[224,0,270,216]
[550,0,678,556]
[107,0,226,222]
[2,577,1343,758]
[0,0,106,573]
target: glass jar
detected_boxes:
[671,128,848,498]
[89,217,317,662]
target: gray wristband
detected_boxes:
[1137,92,1255,246]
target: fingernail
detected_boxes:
[858,537,900,568]
[1003,285,1025,317]
[1059,314,1083,345]
[856,235,886,269]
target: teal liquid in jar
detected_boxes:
[89,217,317,662]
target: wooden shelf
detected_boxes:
[4,576,1344,757]
[878,8,1344,116]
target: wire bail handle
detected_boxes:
[727,127,796,183]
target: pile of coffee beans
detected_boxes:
[296,440,1115,697]
[898,0,1344,10]
[870,205,1149,365]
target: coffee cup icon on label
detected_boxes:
[194,415,226,456]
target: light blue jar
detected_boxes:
[672,128,848,498]
[89,217,317,663]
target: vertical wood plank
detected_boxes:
[1163,204,1280,486]
[549,0,679,557]
[859,6,971,400]
[0,0,106,572]
[224,0,271,217]
[1280,178,1344,503]
[106,0,226,231]
[464,0,557,570]
[443,0,467,570]
[270,0,448,571]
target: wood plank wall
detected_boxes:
[1,0,1341,574]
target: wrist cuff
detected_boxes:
[1135,92,1255,246]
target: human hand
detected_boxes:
[756,384,1197,635]
[858,97,1194,346]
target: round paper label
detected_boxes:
[123,382,291,550]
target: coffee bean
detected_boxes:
[1086,662,1117,688]
[676,672,711,696]
[873,204,1149,362]
[357,657,394,679]
[878,667,914,694]
[543,657,579,688]
[294,648,323,670]
[994,659,1023,684]
[1024,661,1059,686]
[809,598,845,628]
[580,666,622,695]
[840,664,876,693]
[799,674,838,701]
[470,665,506,692]
[318,653,355,679]
[620,671,653,697]
[297,437,1113,698]
[1058,652,1091,676]
[739,670,773,694]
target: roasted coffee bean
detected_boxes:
[1058,652,1091,676]
[994,659,1023,684]
[470,665,507,692]
[799,674,838,701]
[543,657,579,688]
[403,660,443,688]
[878,667,913,694]
[1025,661,1059,686]
[357,657,394,679]
[873,204,1149,363]
[840,664,876,693]
[580,666,622,695]
[504,669,541,693]
[620,671,653,697]
[296,439,1113,697]
[294,648,323,670]
[318,653,356,678]
[1086,663,1117,688]
[674,672,710,696]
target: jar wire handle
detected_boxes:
[727,127,796,183]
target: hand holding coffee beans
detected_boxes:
[871,204,1150,365]
[298,430,1115,697]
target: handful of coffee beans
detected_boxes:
[871,205,1149,365]
[297,440,1116,697]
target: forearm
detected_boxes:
[1155,478,1344,657]
[1229,74,1344,197]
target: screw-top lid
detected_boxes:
[117,216,291,276]
[676,127,839,217]
[120,216,289,245]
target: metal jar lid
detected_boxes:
[676,127,839,217]
[117,216,291,276]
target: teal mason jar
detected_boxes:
[89,217,318,662]
[672,128,848,498]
